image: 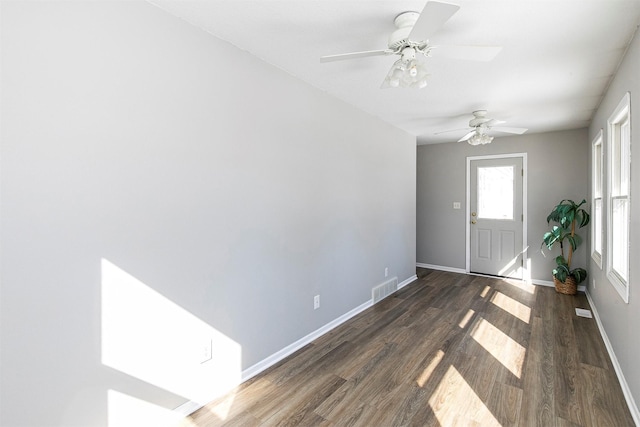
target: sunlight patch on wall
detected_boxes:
[101,259,241,417]
[490,291,531,324]
[497,256,522,279]
[428,365,500,426]
[470,317,525,378]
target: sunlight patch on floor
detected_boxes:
[503,277,536,294]
[480,285,491,298]
[470,317,525,378]
[428,365,500,426]
[207,392,238,421]
[458,309,476,329]
[417,350,445,387]
[490,291,531,324]
[108,390,192,427]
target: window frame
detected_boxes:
[606,92,631,303]
[591,129,603,268]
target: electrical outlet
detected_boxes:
[453,202,461,210]
[385,267,388,278]
[314,295,320,310]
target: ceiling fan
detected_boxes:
[435,110,528,145]
[320,1,502,88]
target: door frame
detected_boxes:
[466,153,529,281]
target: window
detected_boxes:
[591,130,603,267]
[477,166,514,220]
[607,92,631,302]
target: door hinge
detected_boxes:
[521,214,524,222]
[521,169,524,176]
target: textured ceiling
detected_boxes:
[149,0,640,144]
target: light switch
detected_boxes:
[453,202,461,209]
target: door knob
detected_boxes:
[471,220,477,224]
[471,212,477,217]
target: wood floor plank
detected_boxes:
[184,270,634,427]
[487,381,523,427]
[571,295,612,370]
[219,410,261,427]
[189,376,276,425]
[553,294,586,426]
[316,345,406,419]
[580,362,635,427]
[517,316,555,427]
[318,402,380,427]
[260,374,344,426]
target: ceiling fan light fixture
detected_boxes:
[468,133,493,146]
[382,58,429,89]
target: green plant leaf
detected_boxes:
[542,226,565,249]
[553,264,570,282]
[576,210,590,228]
[567,234,582,250]
[555,255,568,266]
[571,268,588,284]
[545,199,590,283]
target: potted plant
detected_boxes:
[542,199,590,295]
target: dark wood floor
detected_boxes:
[183,268,635,426]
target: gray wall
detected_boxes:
[417,128,589,283]
[0,2,416,426]
[587,26,640,417]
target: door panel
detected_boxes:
[477,229,491,259]
[469,157,524,278]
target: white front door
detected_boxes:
[468,156,524,278]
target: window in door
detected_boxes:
[477,166,514,220]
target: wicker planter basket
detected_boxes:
[554,276,577,295]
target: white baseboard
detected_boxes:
[531,279,586,293]
[175,274,419,417]
[174,298,373,416]
[531,278,555,287]
[174,401,203,417]
[585,291,640,426]
[419,264,588,292]
[416,263,466,274]
[240,299,373,382]
[398,274,417,290]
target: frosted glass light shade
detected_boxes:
[382,59,429,89]
[468,133,493,145]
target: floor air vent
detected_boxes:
[372,277,398,304]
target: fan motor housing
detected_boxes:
[388,11,420,50]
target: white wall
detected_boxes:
[0,2,416,426]
[417,128,589,283]
[587,26,640,420]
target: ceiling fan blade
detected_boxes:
[458,130,476,142]
[435,45,502,62]
[408,1,460,41]
[485,118,506,126]
[434,127,469,135]
[320,49,393,63]
[491,126,528,135]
